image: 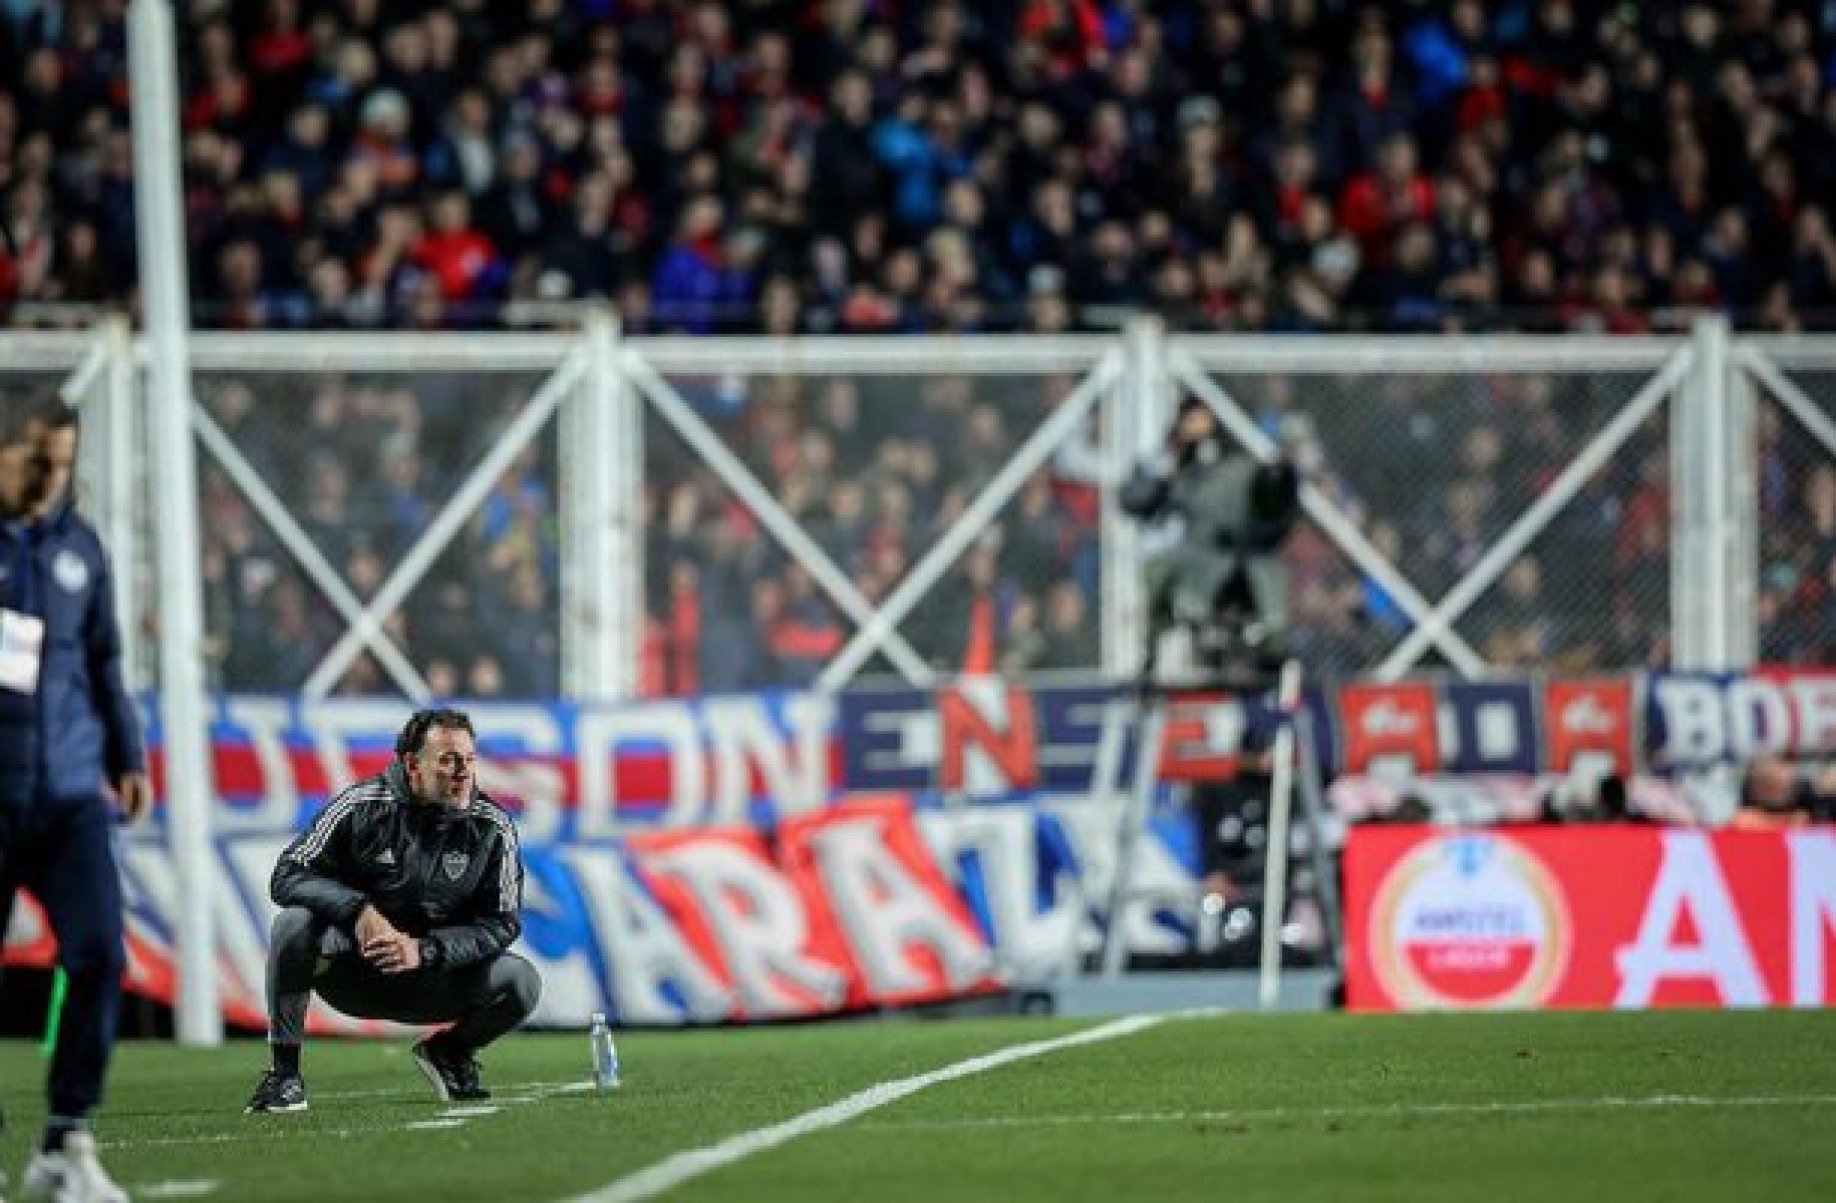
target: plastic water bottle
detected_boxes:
[589,1012,621,1092]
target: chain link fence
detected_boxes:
[190,368,559,697]
[14,326,1783,697]
[1187,366,1671,677]
[642,368,1107,695]
[1751,369,1836,666]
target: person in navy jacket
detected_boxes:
[0,398,147,1203]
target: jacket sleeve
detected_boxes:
[82,540,146,783]
[271,788,373,926]
[424,809,524,969]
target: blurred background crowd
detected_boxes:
[10,0,1836,334]
[3,0,1833,695]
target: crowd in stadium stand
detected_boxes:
[9,0,1836,334]
[4,1,1834,693]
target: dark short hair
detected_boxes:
[395,708,475,759]
[0,405,27,447]
[28,396,79,433]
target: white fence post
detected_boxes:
[65,331,108,504]
[562,311,638,700]
[65,320,142,687]
[130,0,221,1046]
[1726,342,1758,668]
[1258,660,1306,1011]
[1673,317,1749,670]
[1103,317,1165,677]
[100,318,144,688]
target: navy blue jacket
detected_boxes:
[0,496,145,805]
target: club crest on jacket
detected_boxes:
[54,550,90,593]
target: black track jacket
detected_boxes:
[272,761,525,969]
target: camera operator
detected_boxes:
[1121,398,1301,678]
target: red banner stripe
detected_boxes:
[147,743,848,810]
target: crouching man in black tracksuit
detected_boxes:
[244,708,541,1114]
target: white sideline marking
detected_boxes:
[319,1080,578,1102]
[405,1118,467,1130]
[561,1014,1165,1203]
[104,1127,390,1150]
[864,1093,1836,1130]
[134,1181,221,1199]
[102,1082,588,1152]
[117,1090,1836,1154]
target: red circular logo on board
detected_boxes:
[1370,834,1570,1009]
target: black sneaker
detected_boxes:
[412,1039,491,1103]
[244,1069,309,1114]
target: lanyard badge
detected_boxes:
[0,607,44,695]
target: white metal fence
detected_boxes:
[8,317,1815,700]
[7,316,1832,1044]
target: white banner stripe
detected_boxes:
[562,1015,1165,1203]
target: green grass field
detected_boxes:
[2,1009,1833,1201]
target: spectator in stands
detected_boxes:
[1034,579,1096,670]
[1734,755,1836,829]
[494,567,558,698]
[413,191,504,309]
[650,194,741,333]
[467,654,508,699]
[15,0,1836,690]
[758,564,838,686]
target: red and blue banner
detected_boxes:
[140,669,1836,826]
[6,667,1833,1026]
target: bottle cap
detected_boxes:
[590,1012,607,1025]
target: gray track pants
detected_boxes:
[266,906,541,1050]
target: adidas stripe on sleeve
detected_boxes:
[289,779,387,866]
